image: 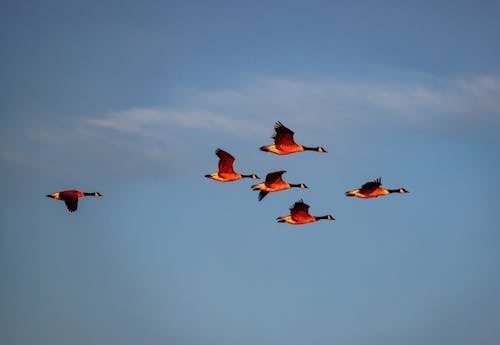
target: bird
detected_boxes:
[251,170,308,201]
[260,121,327,155]
[46,190,103,212]
[205,148,259,182]
[345,178,409,198]
[277,199,334,225]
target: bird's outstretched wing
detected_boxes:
[361,178,382,191]
[64,198,78,212]
[290,199,310,220]
[258,191,269,201]
[264,170,286,186]
[216,149,236,175]
[273,122,297,149]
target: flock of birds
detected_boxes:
[204,121,409,225]
[46,121,409,223]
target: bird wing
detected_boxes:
[361,178,382,191]
[290,199,311,220]
[264,170,286,186]
[64,198,78,212]
[216,149,236,175]
[258,191,269,201]
[272,122,297,149]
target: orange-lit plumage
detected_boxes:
[345,178,409,198]
[251,170,308,201]
[46,190,102,212]
[260,122,327,155]
[205,148,259,182]
[277,199,334,225]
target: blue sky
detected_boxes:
[1,1,500,344]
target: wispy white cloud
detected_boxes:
[8,72,499,180]
[179,74,500,129]
[76,73,500,146]
[84,108,267,140]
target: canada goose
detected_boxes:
[46,190,102,212]
[205,148,259,182]
[260,121,327,155]
[251,170,308,201]
[277,199,334,225]
[345,178,409,198]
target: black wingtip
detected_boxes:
[258,191,269,201]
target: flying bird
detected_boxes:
[46,190,103,212]
[277,199,334,225]
[260,121,327,155]
[205,148,259,182]
[251,170,308,201]
[345,178,409,198]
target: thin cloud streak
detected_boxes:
[84,108,266,140]
[180,73,500,134]
[80,73,500,145]
[7,73,499,180]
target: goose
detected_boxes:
[277,199,334,225]
[345,178,409,198]
[251,170,307,201]
[205,148,259,182]
[46,190,102,212]
[260,121,327,155]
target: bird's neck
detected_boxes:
[303,146,325,152]
[388,189,402,193]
